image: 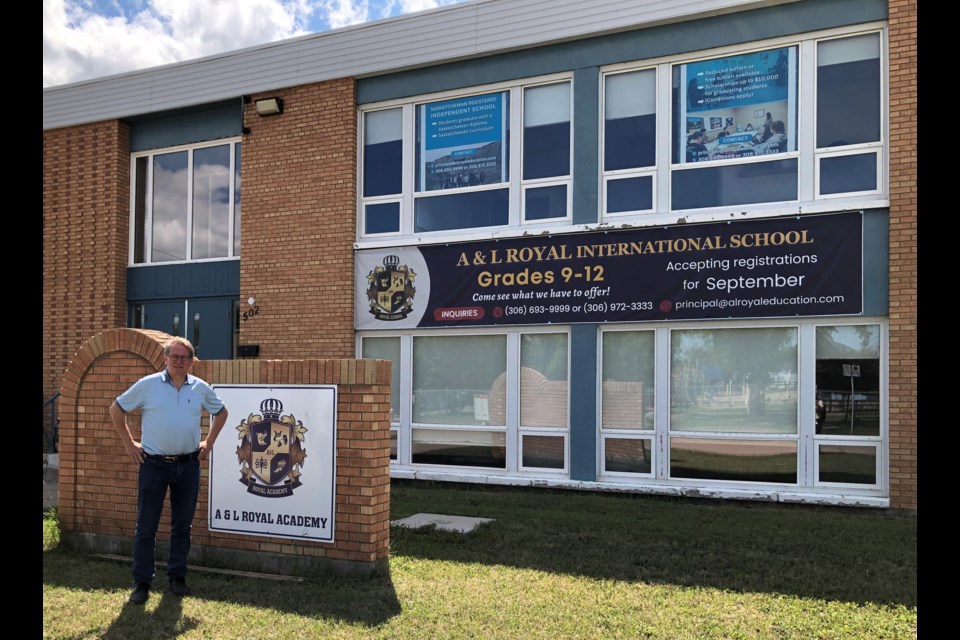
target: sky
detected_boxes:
[43,0,469,88]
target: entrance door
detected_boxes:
[136,299,234,360]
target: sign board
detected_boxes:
[209,385,337,542]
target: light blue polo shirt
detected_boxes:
[116,370,226,456]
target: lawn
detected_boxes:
[43,480,917,639]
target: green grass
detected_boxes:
[43,480,917,640]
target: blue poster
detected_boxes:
[420,92,506,191]
[686,47,791,112]
[681,46,796,164]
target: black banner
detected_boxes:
[354,212,862,328]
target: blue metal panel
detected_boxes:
[357,0,886,104]
[128,99,243,152]
[127,261,240,301]
[569,323,598,481]
[862,209,889,316]
[572,67,599,226]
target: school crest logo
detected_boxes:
[366,254,416,321]
[235,398,308,498]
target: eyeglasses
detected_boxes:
[166,354,193,362]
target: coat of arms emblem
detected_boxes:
[366,254,416,320]
[235,398,308,498]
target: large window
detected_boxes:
[599,28,885,216]
[360,329,570,473]
[359,76,572,239]
[131,139,242,264]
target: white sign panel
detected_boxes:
[209,385,337,542]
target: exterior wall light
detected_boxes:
[255,97,283,116]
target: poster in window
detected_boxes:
[679,46,796,163]
[419,92,507,191]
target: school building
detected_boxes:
[43,0,917,510]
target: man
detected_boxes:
[109,337,229,605]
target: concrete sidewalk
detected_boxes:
[43,454,58,509]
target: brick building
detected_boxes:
[43,0,917,510]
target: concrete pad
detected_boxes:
[391,512,493,533]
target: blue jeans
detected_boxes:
[132,457,200,585]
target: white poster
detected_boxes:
[209,385,337,542]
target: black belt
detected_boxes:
[144,450,199,463]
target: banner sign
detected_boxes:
[354,212,863,329]
[209,385,337,542]
[419,92,507,191]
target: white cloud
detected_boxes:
[43,0,469,88]
[43,0,309,88]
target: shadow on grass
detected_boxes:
[389,480,917,608]
[42,549,402,628]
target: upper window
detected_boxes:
[131,139,242,264]
[360,77,572,239]
[600,28,885,216]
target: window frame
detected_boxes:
[129,137,242,266]
[596,24,887,223]
[357,73,574,242]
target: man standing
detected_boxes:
[109,337,229,605]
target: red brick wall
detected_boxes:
[238,80,357,360]
[887,0,917,510]
[58,328,391,573]
[42,122,130,413]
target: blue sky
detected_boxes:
[43,0,468,88]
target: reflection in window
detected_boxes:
[411,428,506,468]
[134,141,241,264]
[817,33,881,148]
[815,325,880,436]
[671,437,797,483]
[233,144,241,256]
[152,151,188,262]
[362,336,401,423]
[671,327,798,434]
[818,444,876,485]
[604,438,652,474]
[522,435,565,469]
[520,333,568,428]
[192,144,231,259]
[602,331,655,430]
[412,335,507,426]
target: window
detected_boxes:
[670,45,800,211]
[131,139,242,264]
[600,330,655,475]
[603,69,656,216]
[359,76,572,239]
[669,327,798,483]
[597,27,885,217]
[360,329,570,473]
[412,334,507,468]
[815,33,883,198]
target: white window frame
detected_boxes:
[596,23,887,226]
[357,73,574,243]
[129,137,242,266]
